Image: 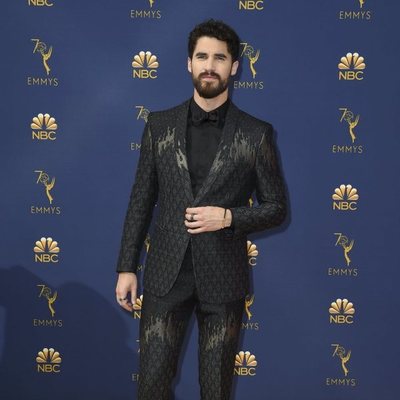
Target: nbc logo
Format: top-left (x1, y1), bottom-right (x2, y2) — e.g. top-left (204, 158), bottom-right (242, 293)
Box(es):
top-left (247, 240), bottom-right (258, 266)
top-left (338, 53), bottom-right (366, 80)
top-left (36, 347), bottom-right (62, 373)
top-left (132, 51), bottom-right (159, 79)
top-left (34, 237), bottom-right (60, 263)
top-left (31, 113), bottom-right (58, 140)
top-left (332, 184), bottom-right (359, 211)
top-left (28, 0), bottom-right (54, 6)
top-left (132, 294), bottom-right (143, 319)
top-left (329, 298), bottom-right (355, 324)
top-left (234, 351), bottom-right (257, 376)
top-left (238, 0), bottom-right (264, 11)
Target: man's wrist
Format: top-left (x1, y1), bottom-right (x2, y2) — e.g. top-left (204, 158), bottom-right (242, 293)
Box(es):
top-left (222, 208), bottom-right (232, 228)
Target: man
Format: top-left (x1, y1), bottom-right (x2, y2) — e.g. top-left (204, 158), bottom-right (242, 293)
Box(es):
top-left (116, 19), bottom-right (286, 400)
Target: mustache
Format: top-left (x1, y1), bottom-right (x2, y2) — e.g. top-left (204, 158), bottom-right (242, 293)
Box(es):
top-left (198, 71), bottom-right (221, 80)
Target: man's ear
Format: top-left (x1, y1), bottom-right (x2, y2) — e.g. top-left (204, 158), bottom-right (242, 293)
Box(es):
top-left (230, 60), bottom-right (239, 76)
top-left (187, 57), bottom-right (192, 73)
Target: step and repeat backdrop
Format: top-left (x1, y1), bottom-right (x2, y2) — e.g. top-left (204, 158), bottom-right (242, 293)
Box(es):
top-left (1, 1), bottom-right (399, 399)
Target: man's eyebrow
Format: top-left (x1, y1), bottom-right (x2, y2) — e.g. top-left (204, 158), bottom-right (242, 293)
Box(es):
top-left (194, 51), bottom-right (228, 59)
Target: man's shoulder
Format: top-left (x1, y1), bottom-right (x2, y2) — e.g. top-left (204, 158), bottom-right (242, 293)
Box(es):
top-left (233, 103), bottom-right (273, 132)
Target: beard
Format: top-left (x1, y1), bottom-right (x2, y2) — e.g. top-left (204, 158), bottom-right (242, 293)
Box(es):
top-left (192, 71), bottom-right (229, 99)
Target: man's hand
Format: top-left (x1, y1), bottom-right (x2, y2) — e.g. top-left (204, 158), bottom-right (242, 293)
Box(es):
top-left (185, 206), bottom-right (232, 234)
top-left (115, 272), bottom-right (137, 312)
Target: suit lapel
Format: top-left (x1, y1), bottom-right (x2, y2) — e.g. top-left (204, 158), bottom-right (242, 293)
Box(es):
top-left (174, 99), bottom-right (240, 206)
top-left (193, 102), bottom-right (239, 206)
top-left (174, 99), bottom-right (194, 204)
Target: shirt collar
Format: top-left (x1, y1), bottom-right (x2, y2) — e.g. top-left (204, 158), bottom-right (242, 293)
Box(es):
top-left (189, 97), bottom-right (230, 128)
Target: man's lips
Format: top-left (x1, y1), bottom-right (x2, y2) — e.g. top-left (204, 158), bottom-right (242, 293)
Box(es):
top-left (200, 74), bottom-right (219, 81)
top-left (200, 75), bottom-right (218, 82)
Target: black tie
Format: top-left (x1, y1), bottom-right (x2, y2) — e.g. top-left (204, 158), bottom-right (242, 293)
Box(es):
top-left (192, 109), bottom-right (219, 126)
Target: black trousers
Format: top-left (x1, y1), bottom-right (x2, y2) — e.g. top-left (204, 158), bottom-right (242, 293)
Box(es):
top-left (138, 242), bottom-right (245, 400)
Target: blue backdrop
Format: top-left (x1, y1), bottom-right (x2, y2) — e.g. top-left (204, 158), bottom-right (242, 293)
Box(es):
top-left (1, 1), bottom-right (399, 399)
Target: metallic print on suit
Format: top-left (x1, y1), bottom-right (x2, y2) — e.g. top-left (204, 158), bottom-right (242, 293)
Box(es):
top-left (138, 243), bottom-right (244, 400)
top-left (116, 99), bottom-right (287, 303)
top-left (116, 98), bottom-right (287, 398)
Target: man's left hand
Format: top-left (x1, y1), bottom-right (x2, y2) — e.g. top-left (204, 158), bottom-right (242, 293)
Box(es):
top-left (185, 206), bottom-right (232, 234)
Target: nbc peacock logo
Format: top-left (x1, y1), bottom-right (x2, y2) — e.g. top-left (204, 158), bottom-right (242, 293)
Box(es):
top-left (31, 113), bottom-right (58, 141)
top-left (329, 298), bottom-right (355, 324)
top-left (132, 51), bottom-right (159, 79)
top-left (36, 347), bottom-right (62, 373)
top-left (332, 184), bottom-right (359, 211)
top-left (338, 53), bottom-right (366, 80)
top-left (247, 240), bottom-right (258, 267)
top-left (132, 294), bottom-right (143, 319)
top-left (234, 351), bottom-right (258, 376)
top-left (34, 237), bottom-right (60, 263)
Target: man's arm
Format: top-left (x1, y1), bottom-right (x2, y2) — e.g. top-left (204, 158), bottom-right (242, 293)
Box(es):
top-left (116, 115), bottom-right (158, 273)
top-left (115, 115), bottom-right (158, 310)
top-left (229, 125), bottom-right (287, 237)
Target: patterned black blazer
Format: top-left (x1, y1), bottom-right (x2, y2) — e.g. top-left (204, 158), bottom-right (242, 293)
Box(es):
top-left (116, 99), bottom-right (287, 303)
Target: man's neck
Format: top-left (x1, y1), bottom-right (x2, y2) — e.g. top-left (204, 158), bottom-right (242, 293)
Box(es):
top-left (193, 89), bottom-right (229, 112)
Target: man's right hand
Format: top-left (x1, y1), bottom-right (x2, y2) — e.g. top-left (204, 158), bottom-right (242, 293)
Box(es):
top-left (115, 272), bottom-right (137, 312)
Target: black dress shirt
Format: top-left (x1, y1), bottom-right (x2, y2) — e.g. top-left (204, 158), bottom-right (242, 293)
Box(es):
top-left (186, 98), bottom-right (229, 198)
top-left (186, 98), bottom-right (234, 228)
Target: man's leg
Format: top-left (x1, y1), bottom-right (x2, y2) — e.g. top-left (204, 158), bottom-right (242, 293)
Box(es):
top-left (196, 297), bottom-right (245, 400)
top-left (138, 245), bottom-right (196, 400)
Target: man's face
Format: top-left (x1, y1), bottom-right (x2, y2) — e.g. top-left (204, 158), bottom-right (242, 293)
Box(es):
top-left (188, 36), bottom-right (239, 99)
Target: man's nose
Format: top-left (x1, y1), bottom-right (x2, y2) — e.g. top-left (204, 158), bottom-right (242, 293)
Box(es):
top-left (205, 57), bottom-right (215, 72)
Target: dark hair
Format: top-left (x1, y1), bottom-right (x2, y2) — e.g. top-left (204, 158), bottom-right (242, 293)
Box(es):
top-left (188, 19), bottom-right (240, 62)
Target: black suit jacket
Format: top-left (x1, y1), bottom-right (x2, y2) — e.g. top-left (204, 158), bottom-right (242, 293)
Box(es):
top-left (116, 99), bottom-right (287, 303)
